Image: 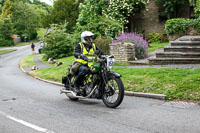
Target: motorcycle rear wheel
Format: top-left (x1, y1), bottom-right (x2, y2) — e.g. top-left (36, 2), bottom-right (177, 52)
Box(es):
top-left (66, 74), bottom-right (79, 101)
top-left (102, 77), bottom-right (124, 108)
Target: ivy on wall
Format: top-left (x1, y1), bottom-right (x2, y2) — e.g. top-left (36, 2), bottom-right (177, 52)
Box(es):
top-left (156, 0), bottom-right (189, 21)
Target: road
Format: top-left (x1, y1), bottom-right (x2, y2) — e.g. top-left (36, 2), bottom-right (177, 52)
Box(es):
top-left (0, 44), bottom-right (200, 133)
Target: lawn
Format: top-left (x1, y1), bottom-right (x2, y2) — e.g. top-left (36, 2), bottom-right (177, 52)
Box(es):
top-left (0, 49), bottom-right (16, 54)
top-left (26, 55), bottom-right (200, 101)
top-left (148, 41), bottom-right (169, 52)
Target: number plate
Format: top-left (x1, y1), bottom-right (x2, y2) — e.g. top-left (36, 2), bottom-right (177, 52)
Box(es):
top-left (107, 57), bottom-right (114, 68)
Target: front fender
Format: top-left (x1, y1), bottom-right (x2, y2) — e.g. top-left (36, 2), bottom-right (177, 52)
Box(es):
top-left (108, 72), bottom-right (121, 78)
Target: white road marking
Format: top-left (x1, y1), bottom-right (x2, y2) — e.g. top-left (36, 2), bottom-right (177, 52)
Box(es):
top-left (0, 111), bottom-right (55, 133)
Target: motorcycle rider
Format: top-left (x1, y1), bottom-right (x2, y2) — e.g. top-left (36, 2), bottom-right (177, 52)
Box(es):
top-left (71, 31), bottom-right (102, 95)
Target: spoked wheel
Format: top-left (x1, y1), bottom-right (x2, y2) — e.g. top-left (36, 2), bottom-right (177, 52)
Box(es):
top-left (102, 77), bottom-right (124, 108)
top-left (66, 74), bottom-right (79, 101)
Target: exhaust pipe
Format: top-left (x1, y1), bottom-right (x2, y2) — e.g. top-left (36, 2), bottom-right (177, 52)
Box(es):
top-left (60, 85), bottom-right (98, 99)
top-left (60, 88), bottom-right (86, 99)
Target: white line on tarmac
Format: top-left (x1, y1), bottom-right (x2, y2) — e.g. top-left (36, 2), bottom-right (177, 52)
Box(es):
top-left (0, 111), bottom-right (55, 133)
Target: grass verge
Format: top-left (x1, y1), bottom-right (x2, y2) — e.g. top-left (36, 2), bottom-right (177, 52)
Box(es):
top-left (27, 56), bottom-right (200, 101)
top-left (0, 49), bottom-right (16, 54)
top-left (20, 54), bottom-right (37, 67)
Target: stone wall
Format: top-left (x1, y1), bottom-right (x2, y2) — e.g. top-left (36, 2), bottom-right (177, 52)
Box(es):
top-left (109, 42), bottom-right (135, 62)
top-left (129, 0), bottom-right (191, 37)
top-left (130, 0), bottom-right (165, 37)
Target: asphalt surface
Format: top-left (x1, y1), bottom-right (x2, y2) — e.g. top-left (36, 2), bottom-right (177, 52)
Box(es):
top-left (0, 44), bottom-right (200, 133)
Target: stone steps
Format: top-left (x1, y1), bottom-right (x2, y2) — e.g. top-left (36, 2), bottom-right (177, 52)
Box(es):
top-left (156, 52), bottom-right (200, 58)
top-left (149, 36), bottom-right (200, 65)
top-left (179, 36), bottom-right (200, 41)
top-left (149, 58), bottom-right (200, 65)
top-left (170, 41), bottom-right (200, 47)
top-left (164, 46), bottom-right (200, 52)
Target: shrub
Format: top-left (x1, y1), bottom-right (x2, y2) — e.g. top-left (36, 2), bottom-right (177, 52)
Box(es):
top-left (42, 23), bottom-right (74, 60)
top-left (94, 37), bottom-right (112, 54)
top-left (165, 18), bottom-right (200, 35)
top-left (76, 16), bottom-right (122, 39)
top-left (112, 32), bottom-right (149, 59)
top-left (148, 32), bottom-right (163, 42)
top-left (76, 1), bottom-right (122, 39)
top-left (0, 39), bottom-right (13, 47)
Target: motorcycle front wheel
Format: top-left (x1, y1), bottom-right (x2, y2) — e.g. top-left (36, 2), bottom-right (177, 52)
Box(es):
top-left (102, 77), bottom-right (124, 108)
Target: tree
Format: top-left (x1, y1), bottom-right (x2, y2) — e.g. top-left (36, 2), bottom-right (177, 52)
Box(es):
top-left (0, 0), bottom-right (12, 19)
top-left (0, 0), bottom-right (13, 46)
top-left (104, 0), bottom-right (147, 26)
top-left (0, 0), bottom-right (6, 13)
top-left (75, 0), bottom-right (123, 39)
top-left (0, 15), bottom-right (13, 46)
top-left (32, 0), bottom-right (52, 13)
top-left (12, 1), bottom-right (40, 40)
top-left (42, 0), bottom-right (81, 32)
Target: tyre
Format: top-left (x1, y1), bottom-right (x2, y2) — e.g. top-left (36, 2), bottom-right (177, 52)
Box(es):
top-left (102, 77), bottom-right (124, 108)
top-left (65, 74), bottom-right (79, 101)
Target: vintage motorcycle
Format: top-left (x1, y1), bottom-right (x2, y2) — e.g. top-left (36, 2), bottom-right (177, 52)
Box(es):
top-left (60, 55), bottom-right (124, 108)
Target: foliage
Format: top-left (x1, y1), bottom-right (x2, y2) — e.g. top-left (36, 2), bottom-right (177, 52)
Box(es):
top-left (104, 0), bottom-right (147, 25)
top-left (12, 1), bottom-right (40, 40)
top-left (0, 15), bottom-right (13, 46)
top-left (165, 18), bottom-right (200, 35)
top-left (155, 0), bottom-right (188, 21)
top-left (76, 0), bottom-right (122, 39)
top-left (69, 31), bottom-right (81, 46)
top-left (148, 32), bottom-right (163, 43)
top-left (42, 0), bottom-right (81, 32)
top-left (0, 0), bottom-right (49, 46)
top-left (29, 0), bottom-right (52, 28)
top-left (37, 28), bottom-right (46, 40)
top-left (32, 0), bottom-right (52, 13)
top-left (42, 23), bottom-right (75, 60)
top-left (76, 16), bottom-right (122, 39)
top-left (0, 0), bottom-right (12, 18)
top-left (112, 32), bottom-right (149, 59)
top-left (0, 39), bottom-right (13, 46)
top-left (194, 0), bottom-right (200, 18)
top-left (94, 37), bottom-right (112, 54)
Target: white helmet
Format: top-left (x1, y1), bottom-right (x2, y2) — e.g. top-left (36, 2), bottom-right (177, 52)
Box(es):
top-left (81, 31), bottom-right (94, 45)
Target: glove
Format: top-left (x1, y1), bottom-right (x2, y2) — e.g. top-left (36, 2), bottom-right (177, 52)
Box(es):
top-left (80, 54), bottom-right (88, 61)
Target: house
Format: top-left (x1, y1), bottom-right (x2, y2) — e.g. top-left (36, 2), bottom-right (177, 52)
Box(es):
top-left (11, 34), bottom-right (21, 44)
